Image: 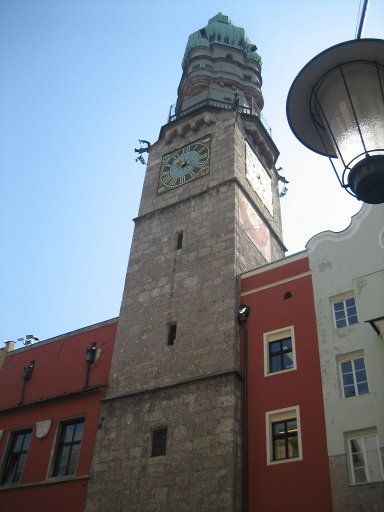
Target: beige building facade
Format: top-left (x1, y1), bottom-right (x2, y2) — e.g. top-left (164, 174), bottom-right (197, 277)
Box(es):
top-left (307, 204), bottom-right (384, 511)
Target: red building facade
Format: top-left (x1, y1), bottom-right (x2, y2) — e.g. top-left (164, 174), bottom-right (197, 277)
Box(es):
top-left (241, 253), bottom-right (333, 511)
top-left (0, 318), bottom-right (117, 512)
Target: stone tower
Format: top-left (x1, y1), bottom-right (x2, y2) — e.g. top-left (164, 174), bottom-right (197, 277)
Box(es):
top-left (85, 13), bottom-right (285, 512)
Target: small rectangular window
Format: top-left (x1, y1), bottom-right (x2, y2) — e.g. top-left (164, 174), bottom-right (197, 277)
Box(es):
top-left (167, 323), bottom-right (177, 345)
top-left (269, 337), bottom-right (294, 373)
top-left (272, 419), bottom-right (299, 461)
top-left (176, 231), bottom-right (183, 250)
top-left (266, 406), bottom-right (302, 465)
top-left (151, 428), bottom-right (167, 457)
top-left (52, 419), bottom-right (84, 476)
top-left (264, 327), bottom-right (296, 376)
top-left (332, 296), bottom-right (358, 328)
top-left (347, 433), bottom-right (384, 484)
top-left (339, 356), bottom-right (369, 398)
top-left (1, 429), bottom-right (32, 484)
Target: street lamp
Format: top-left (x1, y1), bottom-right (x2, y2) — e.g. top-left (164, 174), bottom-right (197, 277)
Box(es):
top-left (287, 38), bottom-right (384, 204)
top-left (18, 360), bottom-right (35, 405)
top-left (84, 342), bottom-right (97, 389)
top-left (238, 304), bottom-right (250, 325)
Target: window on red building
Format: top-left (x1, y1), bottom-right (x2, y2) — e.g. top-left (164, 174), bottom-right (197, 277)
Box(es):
top-left (269, 337), bottom-right (294, 372)
top-left (272, 419), bottom-right (299, 460)
top-left (52, 419), bottom-right (84, 476)
top-left (266, 406), bottom-right (302, 465)
top-left (264, 327), bottom-right (296, 375)
top-left (1, 429), bottom-right (32, 484)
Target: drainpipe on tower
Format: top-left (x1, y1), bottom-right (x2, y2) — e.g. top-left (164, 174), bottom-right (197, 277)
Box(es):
top-left (238, 304), bottom-right (250, 512)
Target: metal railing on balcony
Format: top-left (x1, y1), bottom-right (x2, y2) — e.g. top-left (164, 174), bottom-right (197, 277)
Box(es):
top-left (167, 98), bottom-right (272, 135)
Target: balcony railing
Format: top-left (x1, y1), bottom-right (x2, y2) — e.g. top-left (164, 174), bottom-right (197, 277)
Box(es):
top-left (167, 98), bottom-right (272, 135)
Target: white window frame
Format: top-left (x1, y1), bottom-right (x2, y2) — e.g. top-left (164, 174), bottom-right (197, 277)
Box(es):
top-left (265, 405), bottom-right (302, 466)
top-left (331, 294), bottom-right (359, 329)
top-left (263, 326), bottom-right (296, 377)
top-left (338, 353), bottom-right (369, 399)
top-left (346, 432), bottom-right (384, 484)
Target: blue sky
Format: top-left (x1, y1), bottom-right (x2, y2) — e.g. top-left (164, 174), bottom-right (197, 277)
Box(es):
top-left (1, 0), bottom-right (383, 345)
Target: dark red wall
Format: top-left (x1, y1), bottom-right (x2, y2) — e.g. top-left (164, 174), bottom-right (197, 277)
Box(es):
top-left (0, 322), bottom-right (116, 409)
top-left (241, 257), bottom-right (332, 512)
top-left (0, 320), bottom-right (117, 512)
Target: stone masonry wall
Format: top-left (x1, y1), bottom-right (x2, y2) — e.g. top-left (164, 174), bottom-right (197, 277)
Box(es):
top-left (85, 107), bottom-right (283, 511)
top-left (109, 181), bottom-right (238, 395)
top-left (85, 373), bottom-right (242, 512)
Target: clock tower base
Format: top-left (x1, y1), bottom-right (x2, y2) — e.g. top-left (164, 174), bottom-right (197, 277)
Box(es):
top-left (86, 373), bottom-right (242, 511)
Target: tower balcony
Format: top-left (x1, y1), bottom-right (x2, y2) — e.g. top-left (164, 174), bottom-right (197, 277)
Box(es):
top-left (167, 97), bottom-right (272, 135)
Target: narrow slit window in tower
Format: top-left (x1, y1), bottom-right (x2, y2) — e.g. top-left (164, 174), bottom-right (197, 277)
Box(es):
top-left (151, 428), bottom-right (167, 457)
top-left (168, 323), bottom-right (177, 345)
top-left (176, 231), bottom-right (183, 250)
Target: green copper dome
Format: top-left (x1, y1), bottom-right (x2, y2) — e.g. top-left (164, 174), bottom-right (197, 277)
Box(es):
top-left (183, 13), bottom-right (261, 66)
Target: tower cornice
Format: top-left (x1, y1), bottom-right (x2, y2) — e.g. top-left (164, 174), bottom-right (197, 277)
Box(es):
top-left (157, 105), bottom-right (277, 168)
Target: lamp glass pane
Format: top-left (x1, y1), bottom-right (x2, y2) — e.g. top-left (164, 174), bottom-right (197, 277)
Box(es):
top-left (345, 63), bottom-right (384, 158)
top-left (316, 62), bottom-right (384, 166)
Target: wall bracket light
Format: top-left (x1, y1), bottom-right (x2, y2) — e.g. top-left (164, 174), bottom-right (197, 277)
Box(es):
top-left (365, 316), bottom-right (384, 338)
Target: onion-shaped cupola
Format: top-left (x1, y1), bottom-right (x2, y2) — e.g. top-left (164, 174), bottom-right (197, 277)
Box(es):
top-left (176, 13), bottom-right (264, 116)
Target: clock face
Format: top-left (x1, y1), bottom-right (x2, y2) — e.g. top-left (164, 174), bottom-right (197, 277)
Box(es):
top-left (245, 141), bottom-right (273, 215)
top-left (158, 136), bottom-right (211, 194)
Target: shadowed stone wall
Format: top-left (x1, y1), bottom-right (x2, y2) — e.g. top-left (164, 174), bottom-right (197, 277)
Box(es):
top-left (86, 374), bottom-right (241, 512)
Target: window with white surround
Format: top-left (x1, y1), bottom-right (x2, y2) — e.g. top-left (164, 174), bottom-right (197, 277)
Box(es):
top-left (266, 406), bottom-right (302, 465)
top-left (332, 295), bottom-right (358, 328)
top-left (338, 354), bottom-right (369, 398)
top-left (346, 432), bottom-right (384, 484)
top-left (263, 326), bottom-right (296, 376)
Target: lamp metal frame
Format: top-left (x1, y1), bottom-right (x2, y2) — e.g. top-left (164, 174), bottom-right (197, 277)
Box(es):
top-left (309, 58), bottom-right (384, 198)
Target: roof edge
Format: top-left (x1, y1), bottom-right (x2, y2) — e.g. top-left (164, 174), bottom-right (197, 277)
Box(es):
top-left (6, 317), bottom-right (119, 355)
top-left (240, 250), bottom-right (308, 280)
top-left (306, 204), bottom-right (370, 252)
